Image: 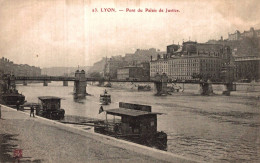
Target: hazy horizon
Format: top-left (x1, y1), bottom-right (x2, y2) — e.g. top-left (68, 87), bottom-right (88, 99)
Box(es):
top-left (0, 0), bottom-right (259, 68)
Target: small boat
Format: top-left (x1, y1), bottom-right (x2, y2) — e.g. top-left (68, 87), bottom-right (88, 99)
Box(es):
top-left (36, 96), bottom-right (65, 120)
top-left (94, 102), bottom-right (167, 150)
top-left (1, 90), bottom-right (25, 106)
top-left (0, 74), bottom-right (25, 106)
top-left (100, 90), bottom-right (111, 105)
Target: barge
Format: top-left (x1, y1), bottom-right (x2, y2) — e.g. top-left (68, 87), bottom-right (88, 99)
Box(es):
top-left (94, 102), bottom-right (167, 150)
top-left (0, 74), bottom-right (25, 106)
top-left (36, 96), bottom-right (65, 120)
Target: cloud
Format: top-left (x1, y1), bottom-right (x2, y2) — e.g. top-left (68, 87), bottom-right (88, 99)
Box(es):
top-left (0, 0), bottom-right (259, 67)
top-left (211, 0), bottom-right (260, 29)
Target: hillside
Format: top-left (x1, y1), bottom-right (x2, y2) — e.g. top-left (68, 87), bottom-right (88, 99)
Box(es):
top-left (42, 66), bottom-right (91, 76)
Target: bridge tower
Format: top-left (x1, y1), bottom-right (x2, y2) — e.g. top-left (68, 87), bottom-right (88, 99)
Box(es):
top-left (74, 70), bottom-right (87, 97)
top-left (154, 73), bottom-right (168, 96)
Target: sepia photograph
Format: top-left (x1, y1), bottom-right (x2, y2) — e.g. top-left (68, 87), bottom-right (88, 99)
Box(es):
top-left (0, 0), bottom-right (259, 162)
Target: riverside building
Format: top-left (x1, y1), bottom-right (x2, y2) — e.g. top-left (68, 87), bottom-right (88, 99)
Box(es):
top-left (150, 41), bottom-right (232, 81)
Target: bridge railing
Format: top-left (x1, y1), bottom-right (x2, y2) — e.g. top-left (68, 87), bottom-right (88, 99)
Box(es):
top-left (10, 76), bottom-right (229, 84)
top-left (15, 76), bottom-right (76, 81)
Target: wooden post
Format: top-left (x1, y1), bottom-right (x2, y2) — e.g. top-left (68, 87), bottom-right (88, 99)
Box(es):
top-left (105, 112), bottom-right (108, 126)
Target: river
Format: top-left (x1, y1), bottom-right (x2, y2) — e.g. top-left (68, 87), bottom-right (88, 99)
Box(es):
top-left (16, 82), bottom-right (260, 163)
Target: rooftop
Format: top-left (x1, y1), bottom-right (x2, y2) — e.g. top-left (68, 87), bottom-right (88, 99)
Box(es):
top-left (106, 108), bottom-right (161, 117)
top-left (38, 96), bottom-right (62, 100)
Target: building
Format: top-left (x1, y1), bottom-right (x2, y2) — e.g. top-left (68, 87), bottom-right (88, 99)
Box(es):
top-left (228, 27), bottom-right (260, 41)
top-left (117, 66), bottom-right (146, 80)
top-left (167, 55), bottom-right (223, 80)
top-left (0, 57), bottom-right (41, 77)
top-left (104, 57), bottom-right (127, 79)
top-left (234, 56), bottom-right (260, 81)
top-left (150, 54), bottom-right (169, 78)
top-left (167, 44), bottom-right (180, 55)
top-left (124, 48), bottom-right (165, 64)
top-left (150, 41), bottom-right (232, 81)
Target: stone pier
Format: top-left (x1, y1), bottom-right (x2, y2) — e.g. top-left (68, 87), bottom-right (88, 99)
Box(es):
top-left (74, 70), bottom-right (87, 97)
top-left (43, 80), bottom-right (48, 86)
top-left (154, 73), bottom-right (168, 95)
top-left (199, 80), bottom-right (213, 95)
top-left (63, 81), bottom-right (68, 86)
top-left (222, 83), bottom-right (236, 96)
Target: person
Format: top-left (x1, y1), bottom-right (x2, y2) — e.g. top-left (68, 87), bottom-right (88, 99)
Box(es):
top-left (0, 105), bottom-right (2, 119)
top-left (30, 106), bottom-right (35, 117)
top-left (16, 100), bottom-right (20, 111)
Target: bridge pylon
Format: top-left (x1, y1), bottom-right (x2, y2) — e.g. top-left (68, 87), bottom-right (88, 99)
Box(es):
top-left (74, 70), bottom-right (87, 98)
top-left (199, 80), bottom-right (214, 95)
top-left (153, 73), bottom-right (168, 96)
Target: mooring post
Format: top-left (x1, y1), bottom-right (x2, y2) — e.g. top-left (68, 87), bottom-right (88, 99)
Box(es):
top-left (74, 70), bottom-right (87, 97)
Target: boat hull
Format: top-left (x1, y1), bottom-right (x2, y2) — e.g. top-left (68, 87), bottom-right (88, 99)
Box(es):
top-left (94, 124), bottom-right (167, 150)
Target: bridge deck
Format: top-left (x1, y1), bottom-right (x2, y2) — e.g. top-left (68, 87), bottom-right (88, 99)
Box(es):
top-left (12, 76), bottom-right (230, 84)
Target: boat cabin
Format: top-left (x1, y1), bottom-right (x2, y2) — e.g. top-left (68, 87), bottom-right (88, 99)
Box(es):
top-left (37, 96), bottom-right (65, 119)
top-left (95, 102), bottom-right (167, 149)
top-left (38, 96), bottom-right (61, 110)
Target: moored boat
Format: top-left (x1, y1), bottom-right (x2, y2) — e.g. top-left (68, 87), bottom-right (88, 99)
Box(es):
top-left (36, 96), bottom-right (65, 120)
top-left (0, 74), bottom-right (25, 106)
top-left (94, 102), bottom-right (167, 150)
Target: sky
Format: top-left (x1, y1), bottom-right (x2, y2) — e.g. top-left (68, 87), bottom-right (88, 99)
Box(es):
top-left (0, 0), bottom-right (259, 68)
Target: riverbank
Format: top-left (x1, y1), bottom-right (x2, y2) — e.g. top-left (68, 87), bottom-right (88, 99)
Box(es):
top-left (0, 105), bottom-right (199, 163)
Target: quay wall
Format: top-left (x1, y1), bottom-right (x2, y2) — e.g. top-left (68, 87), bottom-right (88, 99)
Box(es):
top-left (0, 105), bottom-right (199, 163)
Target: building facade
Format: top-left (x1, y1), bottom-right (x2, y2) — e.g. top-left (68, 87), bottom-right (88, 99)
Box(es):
top-left (0, 57), bottom-right (41, 77)
top-left (167, 56), bottom-right (223, 80)
top-left (117, 67), bottom-right (147, 80)
top-left (104, 57), bottom-right (127, 79)
top-left (228, 27), bottom-right (260, 41)
top-left (150, 42), bottom-right (231, 81)
top-left (234, 56), bottom-right (260, 81)
top-left (150, 55), bottom-right (169, 78)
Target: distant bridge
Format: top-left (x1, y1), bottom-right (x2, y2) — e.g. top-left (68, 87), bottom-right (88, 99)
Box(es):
top-left (14, 76), bottom-right (228, 85)
top-left (3, 70), bottom-right (235, 96)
